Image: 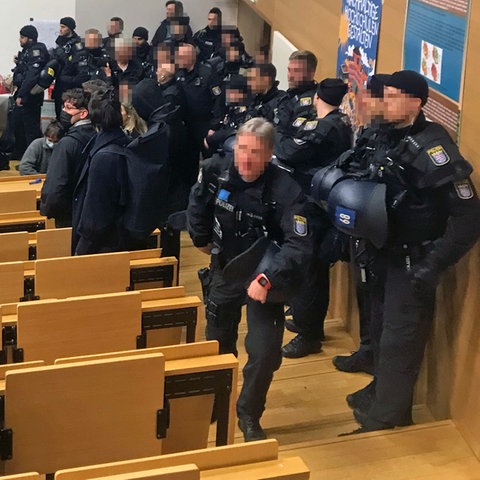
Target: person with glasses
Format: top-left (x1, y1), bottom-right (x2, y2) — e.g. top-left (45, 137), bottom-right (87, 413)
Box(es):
top-left (40, 88), bottom-right (96, 227)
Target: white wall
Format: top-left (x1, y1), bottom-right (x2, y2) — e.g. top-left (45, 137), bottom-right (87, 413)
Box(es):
top-left (75, 0), bottom-right (238, 43)
top-left (0, 0), bottom-right (75, 77)
top-left (0, 0), bottom-right (238, 78)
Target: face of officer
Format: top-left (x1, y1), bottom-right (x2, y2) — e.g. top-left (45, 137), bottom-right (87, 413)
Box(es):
top-left (176, 44), bottom-right (196, 70)
top-left (383, 86), bottom-right (422, 124)
top-left (287, 59), bottom-right (313, 89)
top-left (356, 88), bottom-right (385, 125)
top-left (115, 40), bottom-right (134, 64)
top-left (85, 33), bottom-right (102, 50)
top-left (107, 20), bottom-right (122, 37)
top-left (166, 3), bottom-right (176, 19)
top-left (132, 36), bottom-right (146, 47)
top-left (234, 132), bottom-right (272, 182)
top-left (59, 24), bottom-right (72, 37)
top-left (207, 13), bottom-right (219, 28)
top-left (19, 35), bottom-right (30, 47)
top-left (226, 88), bottom-right (247, 106)
top-left (247, 68), bottom-right (271, 96)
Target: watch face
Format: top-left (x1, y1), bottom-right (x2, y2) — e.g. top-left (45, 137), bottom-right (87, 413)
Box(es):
top-left (258, 277), bottom-right (268, 287)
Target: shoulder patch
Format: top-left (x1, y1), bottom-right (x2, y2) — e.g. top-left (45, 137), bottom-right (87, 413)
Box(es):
top-left (238, 106), bottom-right (247, 113)
top-left (292, 117), bottom-right (306, 128)
top-left (293, 215), bottom-right (308, 236)
top-left (454, 180), bottom-right (474, 200)
top-left (299, 97), bottom-right (312, 106)
top-left (212, 86), bottom-right (222, 96)
top-left (75, 42), bottom-right (83, 51)
top-left (32, 49), bottom-right (41, 57)
top-left (304, 120), bottom-right (318, 131)
top-left (427, 145), bottom-right (450, 166)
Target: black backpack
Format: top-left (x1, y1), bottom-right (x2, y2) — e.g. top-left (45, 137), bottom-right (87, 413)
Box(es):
top-left (103, 110), bottom-right (171, 241)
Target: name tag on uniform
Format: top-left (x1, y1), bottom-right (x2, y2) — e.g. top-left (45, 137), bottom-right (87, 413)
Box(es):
top-left (300, 97), bottom-right (312, 106)
top-left (427, 145), bottom-right (450, 166)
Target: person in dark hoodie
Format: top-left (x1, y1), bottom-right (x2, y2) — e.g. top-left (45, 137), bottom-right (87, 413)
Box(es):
top-left (151, 1), bottom-right (193, 47)
top-left (40, 88), bottom-right (96, 227)
top-left (72, 88), bottom-right (129, 255)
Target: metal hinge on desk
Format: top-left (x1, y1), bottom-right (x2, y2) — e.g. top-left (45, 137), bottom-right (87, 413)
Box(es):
top-left (0, 428), bottom-right (13, 460)
top-left (156, 397), bottom-right (170, 439)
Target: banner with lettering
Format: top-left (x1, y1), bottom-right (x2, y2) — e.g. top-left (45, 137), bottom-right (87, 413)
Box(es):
top-left (337, 0), bottom-right (383, 91)
top-left (337, 0), bottom-right (383, 131)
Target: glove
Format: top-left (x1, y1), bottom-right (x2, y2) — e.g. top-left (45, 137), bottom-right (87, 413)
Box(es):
top-left (408, 259), bottom-right (440, 298)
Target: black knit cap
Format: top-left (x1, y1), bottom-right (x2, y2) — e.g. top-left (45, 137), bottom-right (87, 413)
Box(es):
top-left (20, 25), bottom-right (38, 41)
top-left (316, 78), bottom-right (348, 107)
top-left (366, 73), bottom-right (390, 98)
top-left (133, 27), bottom-right (149, 41)
top-left (60, 17), bottom-right (76, 31)
top-left (384, 70), bottom-right (429, 106)
top-left (227, 74), bottom-right (248, 92)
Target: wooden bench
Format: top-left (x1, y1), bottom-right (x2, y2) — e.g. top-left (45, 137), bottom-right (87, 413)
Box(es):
top-left (0, 191), bottom-right (37, 215)
top-left (53, 440), bottom-right (310, 480)
top-left (0, 287), bottom-right (202, 360)
top-left (86, 465), bottom-right (200, 480)
top-left (0, 353), bottom-right (167, 476)
top-left (0, 211), bottom-right (53, 234)
top-left (55, 341), bottom-right (238, 451)
top-left (0, 474), bottom-right (42, 480)
top-left (0, 262), bottom-right (25, 304)
top-left (0, 232), bottom-right (29, 263)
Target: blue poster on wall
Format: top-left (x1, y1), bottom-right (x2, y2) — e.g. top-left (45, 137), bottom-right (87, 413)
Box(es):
top-left (404, 0), bottom-right (469, 103)
top-left (336, 0), bottom-right (383, 94)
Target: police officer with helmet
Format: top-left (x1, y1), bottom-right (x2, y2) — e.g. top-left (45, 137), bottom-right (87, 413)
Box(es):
top-left (11, 25), bottom-right (49, 160)
top-left (323, 70), bottom-right (480, 433)
top-left (187, 117), bottom-right (313, 442)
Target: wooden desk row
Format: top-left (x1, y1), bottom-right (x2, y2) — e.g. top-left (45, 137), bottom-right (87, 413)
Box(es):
top-left (0, 286), bottom-right (202, 363)
top-left (0, 250), bottom-right (178, 305)
top-left (0, 342), bottom-right (239, 475)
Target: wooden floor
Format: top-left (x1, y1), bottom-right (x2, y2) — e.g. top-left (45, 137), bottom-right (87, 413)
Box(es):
top-left (179, 233), bottom-right (480, 479)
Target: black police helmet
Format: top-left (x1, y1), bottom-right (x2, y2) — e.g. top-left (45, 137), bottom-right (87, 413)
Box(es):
top-left (310, 164), bottom-right (346, 209)
top-left (328, 178), bottom-right (388, 249)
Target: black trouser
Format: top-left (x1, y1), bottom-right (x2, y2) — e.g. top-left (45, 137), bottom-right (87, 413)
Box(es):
top-left (184, 119), bottom-right (211, 187)
top-left (289, 260), bottom-right (330, 340)
top-left (364, 246), bottom-right (436, 428)
top-left (206, 267), bottom-right (285, 420)
top-left (11, 100), bottom-right (43, 159)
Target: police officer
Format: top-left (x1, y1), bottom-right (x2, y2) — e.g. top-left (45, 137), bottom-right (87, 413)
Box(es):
top-left (274, 50), bottom-right (318, 135)
top-left (78, 29), bottom-right (110, 84)
top-left (205, 74), bottom-right (249, 154)
top-left (274, 78), bottom-right (352, 358)
top-left (176, 42), bottom-right (224, 186)
top-left (326, 70), bottom-right (480, 433)
top-left (51, 17), bottom-right (83, 118)
top-left (11, 25), bottom-right (49, 159)
top-left (151, 1), bottom-right (193, 47)
top-left (245, 63), bottom-right (286, 124)
top-left (187, 118), bottom-right (313, 441)
top-left (132, 27), bottom-right (155, 79)
top-left (193, 7), bottom-right (223, 63)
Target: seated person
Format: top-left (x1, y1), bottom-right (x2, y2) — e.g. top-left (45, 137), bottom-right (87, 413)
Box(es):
top-left (18, 120), bottom-right (63, 175)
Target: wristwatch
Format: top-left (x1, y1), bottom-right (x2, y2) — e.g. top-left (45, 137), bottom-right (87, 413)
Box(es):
top-left (255, 273), bottom-right (272, 290)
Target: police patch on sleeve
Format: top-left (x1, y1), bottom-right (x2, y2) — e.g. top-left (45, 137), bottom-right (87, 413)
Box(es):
top-left (293, 215), bottom-right (308, 236)
top-left (300, 97), bottom-right (312, 106)
top-left (454, 180), bottom-right (474, 200)
top-left (212, 86), bottom-right (222, 96)
top-left (32, 49), bottom-right (41, 57)
top-left (304, 120), bottom-right (318, 131)
top-left (292, 117), bottom-right (306, 128)
top-left (427, 145), bottom-right (450, 166)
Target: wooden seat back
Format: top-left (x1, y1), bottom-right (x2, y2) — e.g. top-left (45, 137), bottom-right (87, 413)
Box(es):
top-left (88, 465), bottom-right (199, 480)
top-left (53, 440), bottom-right (310, 480)
top-left (3, 353), bottom-right (166, 475)
top-left (0, 262), bottom-right (25, 304)
top-left (0, 190), bottom-right (37, 214)
top-left (17, 291), bottom-right (142, 364)
top-left (0, 232), bottom-right (29, 262)
top-left (34, 252), bottom-right (130, 299)
top-left (36, 228), bottom-right (72, 259)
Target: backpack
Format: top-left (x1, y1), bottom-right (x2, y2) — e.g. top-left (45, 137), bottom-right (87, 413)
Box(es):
top-left (103, 108), bottom-right (171, 241)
